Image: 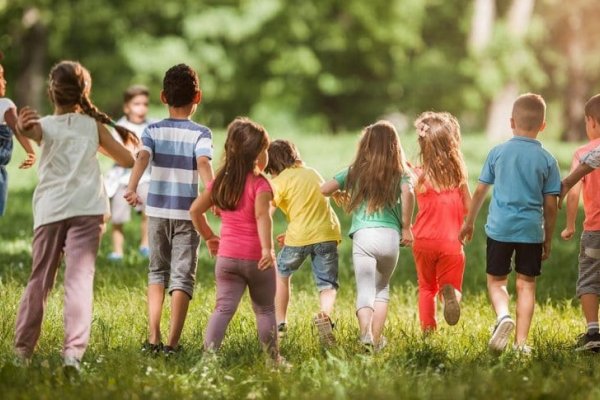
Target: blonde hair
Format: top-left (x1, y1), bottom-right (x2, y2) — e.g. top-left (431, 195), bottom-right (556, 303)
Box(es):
top-left (415, 111), bottom-right (468, 191)
top-left (512, 93), bottom-right (546, 131)
top-left (345, 121), bottom-right (408, 214)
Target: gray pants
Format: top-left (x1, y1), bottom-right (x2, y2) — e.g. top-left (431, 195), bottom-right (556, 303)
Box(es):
top-left (352, 228), bottom-right (400, 311)
top-left (577, 230), bottom-right (600, 297)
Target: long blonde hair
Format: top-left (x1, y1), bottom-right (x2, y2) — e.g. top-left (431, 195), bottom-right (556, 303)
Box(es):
top-left (415, 111), bottom-right (467, 191)
top-left (345, 120), bottom-right (408, 214)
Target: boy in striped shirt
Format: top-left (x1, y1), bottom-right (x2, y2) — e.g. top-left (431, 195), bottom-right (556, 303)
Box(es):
top-left (125, 64), bottom-right (217, 356)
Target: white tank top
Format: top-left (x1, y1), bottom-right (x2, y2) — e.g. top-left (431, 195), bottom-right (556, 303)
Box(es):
top-left (33, 113), bottom-right (108, 228)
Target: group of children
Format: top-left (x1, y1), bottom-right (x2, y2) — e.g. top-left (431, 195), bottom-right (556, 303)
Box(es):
top-left (4, 54), bottom-right (600, 371)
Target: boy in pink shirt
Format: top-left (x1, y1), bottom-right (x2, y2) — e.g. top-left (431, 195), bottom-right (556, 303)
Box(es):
top-left (561, 94), bottom-right (600, 351)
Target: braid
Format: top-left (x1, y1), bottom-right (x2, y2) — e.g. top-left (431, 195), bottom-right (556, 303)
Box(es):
top-left (79, 94), bottom-right (139, 145)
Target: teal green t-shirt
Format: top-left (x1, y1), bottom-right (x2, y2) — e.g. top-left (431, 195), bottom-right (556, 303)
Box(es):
top-left (334, 168), bottom-right (411, 238)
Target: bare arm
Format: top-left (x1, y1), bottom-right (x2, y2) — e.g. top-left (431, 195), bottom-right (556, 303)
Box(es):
top-left (16, 107), bottom-right (43, 144)
top-left (542, 194), bottom-right (558, 260)
top-left (320, 179), bottom-right (340, 196)
top-left (124, 150), bottom-right (150, 206)
top-left (6, 108), bottom-right (36, 169)
top-left (561, 161), bottom-right (582, 241)
top-left (189, 189), bottom-right (219, 256)
top-left (255, 191), bottom-right (275, 270)
top-left (98, 122), bottom-right (134, 168)
top-left (458, 182), bottom-right (490, 244)
top-left (460, 182), bottom-right (472, 215)
top-left (197, 156), bottom-right (214, 187)
top-left (560, 162), bottom-right (594, 208)
top-left (400, 182), bottom-right (414, 247)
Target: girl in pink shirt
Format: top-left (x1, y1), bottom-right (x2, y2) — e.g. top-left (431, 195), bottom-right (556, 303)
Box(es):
top-left (190, 117), bottom-right (281, 362)
top-left (411, 112), bottom-right (471, 332)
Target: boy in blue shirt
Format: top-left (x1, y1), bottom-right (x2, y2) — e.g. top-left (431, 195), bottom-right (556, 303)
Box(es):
top-left (459, 93), bottom-right (560, 354)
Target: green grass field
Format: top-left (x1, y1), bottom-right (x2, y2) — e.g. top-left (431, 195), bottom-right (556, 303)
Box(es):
top-left (0, 130), bottom-right (597, 400)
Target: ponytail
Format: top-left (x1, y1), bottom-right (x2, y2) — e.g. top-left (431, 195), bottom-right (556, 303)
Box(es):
top-left (79, 94), bottom-right (139, 146)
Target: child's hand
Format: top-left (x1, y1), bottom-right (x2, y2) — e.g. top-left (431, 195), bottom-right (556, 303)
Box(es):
top-left (258, 248), bottom-right (276, 270)
top-left (276, 234), bottom-right (285, 248)
top-left (211, 206), bottom-right (221, 217)
top-left (17, 107), bottom-right (40, 132)
top-left (542, 240), bottom-right (552, 260)
top-left (331, 191), bottom-right (349, 208)
top-left (458, 222), bottom-right (473, 244)
top-left (124, 189), bottom-right (141, 206)
top-left (561, 227), bottom-right (575, 241)
top-left (558, 182), bottom-right (570, 209)
top-left (400, 227), bottom-right (413, 247)
top-left (18, 153), bottom-right (36, 169)
top-left (205, 235), bottom-right (220, 257)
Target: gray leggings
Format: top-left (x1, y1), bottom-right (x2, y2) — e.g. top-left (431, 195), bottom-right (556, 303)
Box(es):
top-left (352, 228), bottom-right (400, 311)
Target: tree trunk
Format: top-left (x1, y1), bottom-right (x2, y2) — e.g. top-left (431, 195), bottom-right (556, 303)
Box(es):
top-left (468, 0), bottom-right (495, 52)
top-left (562, 10), bottom-right (587, 142)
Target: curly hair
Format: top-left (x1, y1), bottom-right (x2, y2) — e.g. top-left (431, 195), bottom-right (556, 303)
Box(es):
top-left (415, 111), bottom-right (467, 191)
top-left (162, 64), bottom-right (199, 107)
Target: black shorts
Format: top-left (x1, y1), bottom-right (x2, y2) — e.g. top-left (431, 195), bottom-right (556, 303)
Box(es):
top-left (486, 237), bottom-right (542, 277)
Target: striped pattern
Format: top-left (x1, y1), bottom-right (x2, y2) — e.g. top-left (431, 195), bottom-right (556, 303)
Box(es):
top-left (141, 119), bottom-right (213, 220)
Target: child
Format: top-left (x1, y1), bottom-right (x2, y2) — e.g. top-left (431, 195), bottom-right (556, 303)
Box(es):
top-left (264, 139), bottom-right (342, 346)
top-left (14, 61), bottom-right (136, 370)
top-left (0, 50), bottom-right (36, 216)
top-left (560, 94), bottom-right (600, 351)
top-left (459, 93), bottom-right (560, 354)
top-left (105, 85), bottom-right (152, 260)
top-left (321, 121), bottom-right (414, 351)
top-left (189, 117), bottom-right (282, 363)
top-left (411, 112), bottom-right (471, 332)
top-left (125, 64), bottom-right (214, 356)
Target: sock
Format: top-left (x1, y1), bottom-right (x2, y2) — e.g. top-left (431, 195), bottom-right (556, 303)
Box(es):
top-left (497, 314), bottom-right (510, 323)
top-left (587, 322), bottom-right (599, 335)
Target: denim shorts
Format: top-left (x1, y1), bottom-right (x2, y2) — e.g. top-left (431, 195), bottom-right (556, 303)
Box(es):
top-left (276, 241), bottom-right (339, 291)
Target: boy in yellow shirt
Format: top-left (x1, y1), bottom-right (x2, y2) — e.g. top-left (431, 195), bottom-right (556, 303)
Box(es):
top-left (266, 140), bottom-right (342, 346)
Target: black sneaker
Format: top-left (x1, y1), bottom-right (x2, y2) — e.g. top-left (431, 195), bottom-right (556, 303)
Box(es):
top-left (163, 344), bottom-right (183, 357)
top-left (277, 322), bottom-right (287, 338)
top-left (141, 341), bottom-right (163, 356)
top-left (575, 332), bottom-right (600, 352)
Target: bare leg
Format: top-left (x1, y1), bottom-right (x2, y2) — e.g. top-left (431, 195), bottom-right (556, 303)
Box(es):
top-left (112, 223), bottom-right (125, 256)
top-left (148, 284), bottom-right (165, 344)
top-left (275, 275), bottom-right (290, 324)
top-left (167, 290), bottom-right (190, 347)
top-left (357, 307), bottom-right (373, 342)
top-left (319, 288), bottom-right (337, 316)
top-left (371, 301), bottom-right (388, 344)
top-left (140, 213), bottom-right (149, 249)
top-left (515, 273), bottom-right (536, 345)
top-left (581, 294), bottom-right (599, 326)
top-left (487, 274), bottom-right (510, 318)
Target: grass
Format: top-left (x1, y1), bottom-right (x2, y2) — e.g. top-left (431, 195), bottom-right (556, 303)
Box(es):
top-left (0, 130), bottom-right (595, 399)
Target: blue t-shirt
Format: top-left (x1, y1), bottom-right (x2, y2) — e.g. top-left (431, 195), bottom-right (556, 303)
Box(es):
top-left (141, 118), bottom-right (213, 221)
top-left (479, 136), bottom-right (561, 243)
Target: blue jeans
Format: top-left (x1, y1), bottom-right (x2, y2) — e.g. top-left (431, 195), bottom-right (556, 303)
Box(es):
top-left (276, 241), bottom-right (339, 291)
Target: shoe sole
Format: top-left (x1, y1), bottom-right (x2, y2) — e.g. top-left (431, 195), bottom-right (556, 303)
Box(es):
top-left (314, 312), bottom-right (336, 347)
top-left (575, 340), bottom-right (600, 352)
top-left (488, 318), bottom-right (515, 352)
top-left (442, 285), bottom-right (460, 325)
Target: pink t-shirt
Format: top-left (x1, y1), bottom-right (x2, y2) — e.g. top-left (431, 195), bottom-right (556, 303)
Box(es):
top-left (212, 173), bottom-right (272, 261)
top-left (573, 139), bottom-right (600, 231)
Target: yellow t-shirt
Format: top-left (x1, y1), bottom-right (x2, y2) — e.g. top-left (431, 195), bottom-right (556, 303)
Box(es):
top-left (272, 166), bottom-right (342, 246)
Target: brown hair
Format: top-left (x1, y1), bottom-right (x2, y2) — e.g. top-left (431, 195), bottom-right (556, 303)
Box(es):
top-left (512, 93), bottom-right (546, 131)
top-left (211, 117), bottom-right (270, 210)
top-left (162, 64), bottom-right (199, 107)
top-left (585, 94), bottom-right (600, 123)
top-left (48, 61), bottom-right (138, 145)
top-left (415, 111), bottom-right (468, 191)
top-left (265, 139), bottom-right (303, 175)
top-left (345, 121), bottom-right (408, 214)
top-left (123, 84), bottom-right (150, 104)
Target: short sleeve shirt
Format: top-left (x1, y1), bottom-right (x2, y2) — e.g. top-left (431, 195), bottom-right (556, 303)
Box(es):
top-left (0, 98), bottom-right (16, 125)
top-left (573, 139), bottom-right (600, 231)
top-left (479, 136), bottom-right (561, 243)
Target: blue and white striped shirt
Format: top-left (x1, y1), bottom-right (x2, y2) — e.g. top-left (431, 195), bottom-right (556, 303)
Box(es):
top-left (141, 118), bottom-right (213, 220)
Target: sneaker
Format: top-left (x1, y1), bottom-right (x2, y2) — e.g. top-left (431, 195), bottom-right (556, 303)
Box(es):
top-left (374, 335), bottom-right (388, 353)
top-left (266, 355), bottom-right (292, 371)
top-left (107, 252), bottom-right (123, 262)
top-left (575, 332), bottom-right (600, 352)
top-left (141, 341), bottom-right (163, 355)
top-left (163, 344), bottom-right (182, 357)
top-left (441, 284), bottom-right (460, 325)
top-left (313, 312), bottom-right (336, 347)
top-left (139, 247), bottom-right (150, 258)
top-left (277, 322), bottom-right (287, 339)
top-left (512, 343), bottom-right (533, 355)
top-left (63, 356), bottom-right (81, 374)
top-left (488, 315), bottom-right (515, 352)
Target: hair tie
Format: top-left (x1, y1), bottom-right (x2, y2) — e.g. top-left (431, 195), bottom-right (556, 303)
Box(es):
top-left (417, 122), bottom-right (430, 138)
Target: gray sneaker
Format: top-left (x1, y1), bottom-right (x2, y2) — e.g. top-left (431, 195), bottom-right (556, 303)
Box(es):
top-left (314, 312), bottom-right (336, 347)
top-left (488, 316), bottom-right (515, 352)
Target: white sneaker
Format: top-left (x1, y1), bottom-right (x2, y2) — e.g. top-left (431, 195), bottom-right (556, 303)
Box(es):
top-left (374, 336), bottom-right (388, 353)
top-left (63, 356), bottom-right (81, 372)
top-left (512, 343), bottom-right (532, 356)
top-left (488, 316), bottom-right (515, 352)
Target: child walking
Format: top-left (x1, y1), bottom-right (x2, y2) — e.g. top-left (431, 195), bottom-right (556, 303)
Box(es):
top-left (105, 85), bottom-right (153, 260)
top-left (321, 121), bottom-right (414, 351)
top-left (561, 94), bottom-right (600, 351)
top-left (411, 112), bottom-right (471, 332)
top-left (189, 117), bottom-right (282, 363)
top-left (459, 93), bottom-right (560, 354)
top-left (125, 64), bottom-right (215, 356)
top-left (264, 139), bottom-right (342, 346)
top-left (14, 61), bottom-right (136, 370)
top-left (0, 50), bottom-right (36, 216)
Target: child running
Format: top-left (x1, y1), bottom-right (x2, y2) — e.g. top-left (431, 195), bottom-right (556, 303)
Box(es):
top-left (264, 139), bottom-right (342, 346)
top-left (459, 93), bottom-right (560, 354)
top-left (561, 94), bottom-right (600, 351)
top-left (0, 50), bottom-right (36, 216)
top-left (411, 112), bottom-right (471, 332)
top-left (189, 117), bottom-right (282, 363)
top-left (125, 64), bottom-right (215, 356)
top-left (14, 61), bottom-right (136, 371)
top-left (105, 85), bottom-right (153, 260)
top-left (321, 121), bottom-right (414, 351)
